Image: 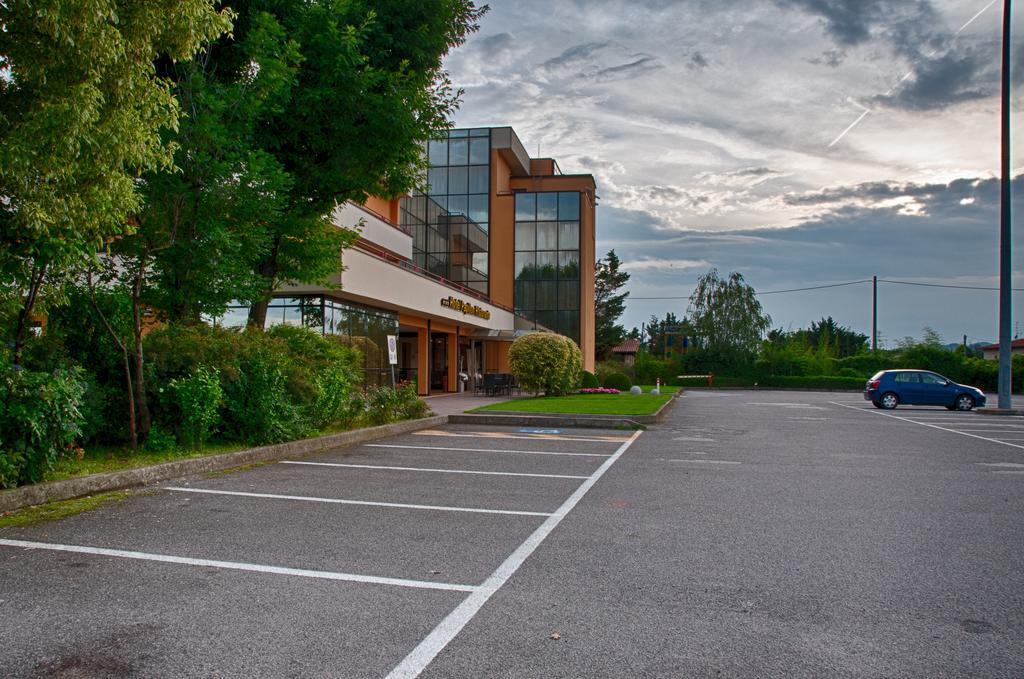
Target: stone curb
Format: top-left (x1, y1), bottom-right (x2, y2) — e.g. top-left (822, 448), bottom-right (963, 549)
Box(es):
top-left (453, 390), bottom-right (681, 428)
top-left (0, 415), bottom-right (449, 515)
top-left (976, 408), bottom-right (1024, 416)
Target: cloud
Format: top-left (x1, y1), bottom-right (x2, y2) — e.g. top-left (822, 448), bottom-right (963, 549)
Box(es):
top-left (807, 48), bottom-right (846, 67)
top-left (688, 51), bottom-right (709, 70)
top-left (593, 55), bottom-right (663, 82)
top-left (621, 257), bottom-right (712, 271)
top-left (875, 49), bottom-right (992, 110)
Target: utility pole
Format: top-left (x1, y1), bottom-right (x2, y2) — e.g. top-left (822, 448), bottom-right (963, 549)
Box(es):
top-left (872, 275), bottom-right (878, 353)
top-left (997, 0), bottom-right (1013, 409)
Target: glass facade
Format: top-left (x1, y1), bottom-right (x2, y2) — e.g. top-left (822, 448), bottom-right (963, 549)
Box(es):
top-left (210, 296), bottom-right (398, 387)
top-left (400, 128), bottom-right (490, 295)
top-left (514, 191), bottom-right (581, 343)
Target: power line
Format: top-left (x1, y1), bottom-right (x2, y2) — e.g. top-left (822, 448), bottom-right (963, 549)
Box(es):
top-left (628, 277), bottom-right (1024, 300)
top-left (629, 279), bottom-right (870, 300)
top-left (878, 278), bottom-right (1024, 292)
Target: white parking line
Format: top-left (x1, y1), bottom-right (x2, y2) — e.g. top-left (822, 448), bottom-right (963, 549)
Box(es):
top-left (0, 539), bottom-right (476, 592)
top-left (415, 430), bottom-right (630, 443)
top-left (666, 459), bottom-right (741, 465)
top-left (385, 430), bottom-right (644, 679)
top-left (831, 402), bottom-right (1024, 451)
top-left (281, 460), bottom-right (588, 480)
top-left (365, 444), bottom-right (611, 458)
top-left (164, 487), bottom-right (553, 517)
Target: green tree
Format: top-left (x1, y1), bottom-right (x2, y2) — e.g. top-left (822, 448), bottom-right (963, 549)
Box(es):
top-left (594, 250), bottom-right (630, 359)
top-left (688, 269), bottom-right (771, 358)
top-left (0, 0), bottom-right (232, 362)
top-left (236, 0), bottom-right (488, 328)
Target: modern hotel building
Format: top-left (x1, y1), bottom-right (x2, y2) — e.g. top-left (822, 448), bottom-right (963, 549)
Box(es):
top-left (222, 126), bottom-right (597, 396)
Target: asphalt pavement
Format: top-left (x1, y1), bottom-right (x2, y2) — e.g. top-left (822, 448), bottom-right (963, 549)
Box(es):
top-left (1, 391), bottom-right (1022, 678)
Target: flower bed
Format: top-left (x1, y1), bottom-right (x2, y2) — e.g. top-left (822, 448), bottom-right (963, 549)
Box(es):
top-left (579, 387), bottom-right (621, 394)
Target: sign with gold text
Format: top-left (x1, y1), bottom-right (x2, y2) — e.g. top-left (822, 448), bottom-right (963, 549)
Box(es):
top-left (441, 296), bottom-right (491, 320)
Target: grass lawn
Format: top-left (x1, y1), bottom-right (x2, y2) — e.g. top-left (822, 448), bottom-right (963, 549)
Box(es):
top-left (470, 392), bottom-right (672, 416)
top-left (43, 441), bottom-right (249, 483)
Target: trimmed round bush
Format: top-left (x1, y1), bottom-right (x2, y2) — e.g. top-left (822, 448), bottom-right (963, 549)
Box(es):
top-left (602, 371), bottom-right (632, 391)
top-left (629, 385), bottom-right (642, 395)
top-left (581, 370), bottom-right (600, 389)
top-left (507, 333), bottom-right (583, 396)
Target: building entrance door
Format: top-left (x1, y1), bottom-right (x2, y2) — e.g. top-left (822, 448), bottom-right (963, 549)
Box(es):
top-left (430, 333), bottom-right (448, 391)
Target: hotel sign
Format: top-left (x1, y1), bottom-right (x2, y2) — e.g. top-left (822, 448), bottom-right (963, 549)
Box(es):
top-left (441, 296), bottom-right (491, 320)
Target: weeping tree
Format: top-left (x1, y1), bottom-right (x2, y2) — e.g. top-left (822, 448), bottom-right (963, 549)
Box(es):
top-left (688, 269), bottom-right (771, 366)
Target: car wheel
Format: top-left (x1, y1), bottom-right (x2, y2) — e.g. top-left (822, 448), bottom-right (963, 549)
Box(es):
top-left (872, 401), bottom-right (884, 409)
top-left (945, 405), bottom-right (956, 410)
top-left (955, 394), bottom-right (976, 411)
top-left (879, 392), bottom-right (899, 409)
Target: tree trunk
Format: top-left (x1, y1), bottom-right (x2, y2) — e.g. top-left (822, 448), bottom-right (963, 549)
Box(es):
top-left (131, 256), bottom-right (152, 440)
top-left (12, 263), bottom-right (47, 366)
top-left (247, 239), bottom-right (281, 331)
top-left (87, 271), bottom-right (137, 450)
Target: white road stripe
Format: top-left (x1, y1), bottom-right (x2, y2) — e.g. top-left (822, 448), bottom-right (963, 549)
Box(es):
top-left (384, 430), bottom-right (644, 679)
top-left (280, 460), bottom-right (588, 480)
top-left (667, 459), bottom-right (741, 465)
top-left (415, 430), bottom-right (629, 443)
top-left (977, 462), bottom-right (1024, 469)
top-left (164, 487), bottom-right (552, 517)
top-left (0, 539), bottom-right (475, 592)
top-left (831, 402), bottom-right (1024, 451)
top-left (365, 444), bottom-right (611, 458)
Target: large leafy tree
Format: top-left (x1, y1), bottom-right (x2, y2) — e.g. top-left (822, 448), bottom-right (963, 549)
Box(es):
top-left (0, 0), bottom-right (232, 362)
top-left (688, 269), bottom-right (771, 357)
top-left (594, 250), bottom-right (630, 359)
top-left (239, 0), bottom-right (488, 327)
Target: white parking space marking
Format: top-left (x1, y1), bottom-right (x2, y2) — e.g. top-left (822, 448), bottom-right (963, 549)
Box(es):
top-left (666, 459), bottom-right (741, 465)
top-left (788, 417), bottom-right (829, 421)
top-left (831, 402), bottom-right (1024, 451)
top-left (281, 460), bottom-right (588, 480)
top-left (365, 444), bottom-right (611, 458)
top-left (673, 436), bottom-right (716, 442)
top-left (0, 539), bottom-right (476, 592)
top-left (977, 462), bottom-right (1024, 469)
top-left (385, 430), bottom-right (644, 679)
top-left (164, 487), bottom-right (553, 517)
top-left (415, 430), bottom-right (631, 443)
top-left (746, 402), bottom-right (828, 410)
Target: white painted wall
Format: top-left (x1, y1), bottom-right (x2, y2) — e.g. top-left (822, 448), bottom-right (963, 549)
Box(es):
top-left (333, 202), bottom-right (412, 259)
top-left (338, 248), bottom-right (514, 330)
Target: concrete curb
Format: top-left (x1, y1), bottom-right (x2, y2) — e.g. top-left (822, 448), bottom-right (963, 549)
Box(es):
top-left (0, 415), bottom-right (449, 515)
top-left (976, 408), bottom-right (1024, 416)
top-left (454, 390), bottom-right (681, 428)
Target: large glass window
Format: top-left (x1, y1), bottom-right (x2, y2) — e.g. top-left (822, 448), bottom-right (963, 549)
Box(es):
top-left (208, 296), bottom-right (398, 388)
top-left (399, 128), bottom-right (491, 295)
top-left (513, 191), bottom-right (582, 344)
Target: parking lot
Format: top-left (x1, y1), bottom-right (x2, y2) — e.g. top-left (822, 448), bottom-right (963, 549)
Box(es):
top-left (2, 391), bottom-right (1023, 678)
top-left (0, 424), bottom-right (641, 678)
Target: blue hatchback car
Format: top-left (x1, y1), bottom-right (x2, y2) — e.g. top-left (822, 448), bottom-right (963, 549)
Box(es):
top-left (864, 370), bottom-right (986, 410)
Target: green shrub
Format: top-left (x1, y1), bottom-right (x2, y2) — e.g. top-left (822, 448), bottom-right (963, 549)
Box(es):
top-left (145, 426), bottom-right (177, 453)
top-left (603, 371), bottom-right (632, 391)
top-left (581, 370), bottom-right (599, 389)
top-left (223, 347), bottom-right (302, 445)
top-left (507, 333), bottom-right (583, 396)
top-left (170, 366), bottom-right (223, 449)
top-left (633, 351), bottom-right (676, 385)
top-left (364, 382), bottom-right (430, 426)
top-left (306, 362), bottom-right (357, 430)
top-left (0, 362), bottom-right (86, 488)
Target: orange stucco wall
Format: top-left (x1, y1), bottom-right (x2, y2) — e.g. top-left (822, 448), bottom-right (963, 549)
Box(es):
top-left (362, 195), bottom-right (401, 225)
top-left (489, 150), bottom-right (515, 309)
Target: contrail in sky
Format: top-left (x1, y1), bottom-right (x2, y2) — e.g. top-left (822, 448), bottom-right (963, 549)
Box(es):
top-left (827, 0), bottom-right (999, 148)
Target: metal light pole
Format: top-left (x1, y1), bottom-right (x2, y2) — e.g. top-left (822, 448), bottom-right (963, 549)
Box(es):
top-left (997, 0), bottom-right (1014, 409)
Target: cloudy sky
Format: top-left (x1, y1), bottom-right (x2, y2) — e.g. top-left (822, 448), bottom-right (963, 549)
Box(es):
top-left (444, 0), bottom-right (1024, 346)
